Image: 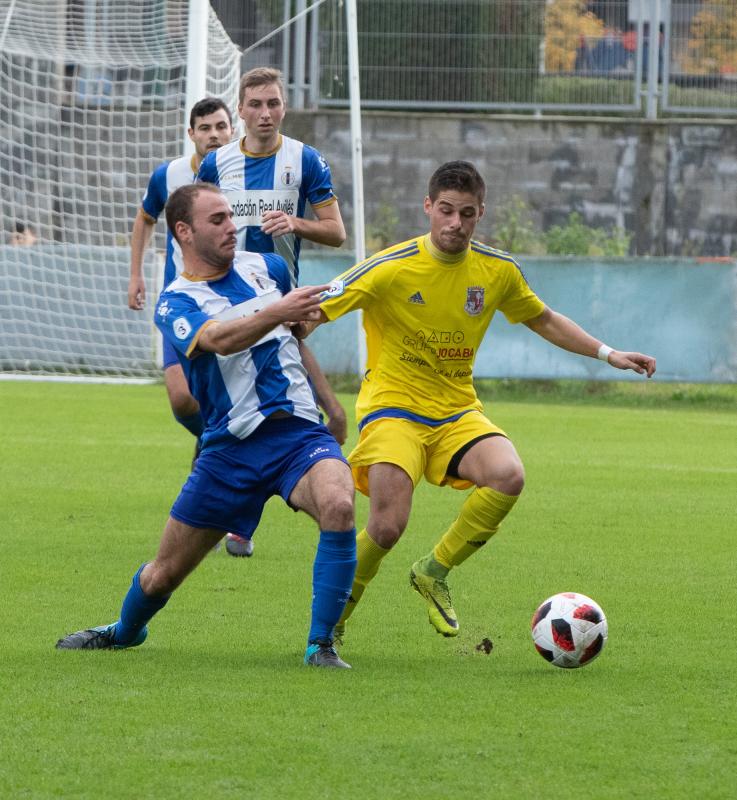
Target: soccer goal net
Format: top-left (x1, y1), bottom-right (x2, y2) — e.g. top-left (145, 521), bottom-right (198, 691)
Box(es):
top-left (0, 0), bottom-right (240, 381)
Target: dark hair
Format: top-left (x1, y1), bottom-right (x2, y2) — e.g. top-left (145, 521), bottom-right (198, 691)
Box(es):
top-left (189, 97), bottom-right (233, 130)
top-left (238, 67), bottom-right (285, 107)
top-left (15, 221), bottom-right (34, 234)
top-left (165, 183), bottom-right (222, 241)
top-left (428, 161), bottom-right (486, 203)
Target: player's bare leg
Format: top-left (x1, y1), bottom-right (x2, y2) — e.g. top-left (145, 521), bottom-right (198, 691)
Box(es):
top-left (365, 463), bottom-right (414, 549)
top-left (141, 518), bottom-right (224, 595)
top-left (288, 457), bottom-right (355, 531)
top-left (455, 435), bottom-right (525, 496)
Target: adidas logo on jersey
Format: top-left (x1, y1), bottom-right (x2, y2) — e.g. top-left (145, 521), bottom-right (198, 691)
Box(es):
top-left (408, 291), bottom-right (425, 305)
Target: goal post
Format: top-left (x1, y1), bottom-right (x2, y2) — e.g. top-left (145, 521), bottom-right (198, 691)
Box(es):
top-left (344, 0), bottom-right (367, 375)
top-left (0, 0), bottom-right (240, 382)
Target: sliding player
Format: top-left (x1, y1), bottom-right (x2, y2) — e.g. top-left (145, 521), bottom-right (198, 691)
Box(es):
top-left (59, 184), bottom-right (357, 668)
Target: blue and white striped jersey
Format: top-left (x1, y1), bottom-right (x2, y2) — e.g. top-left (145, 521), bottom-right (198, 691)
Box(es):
top-left (197, 134), bottom-right (337, 287)
top-left (140, 155), bottom-right (198, 285)
top-left (154, 250), bottom-right (321, 450)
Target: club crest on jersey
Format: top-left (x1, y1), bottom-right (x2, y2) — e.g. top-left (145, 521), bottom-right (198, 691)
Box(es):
top-left (321, 279), bottom-right (345, 299)
top-left (173, 317), bottom-right (192, 340)
top-left (464, 287), bottom-right (485, 316)
top-left (250, 272), bottom-right (266, 290)
top-left (281, 168), bottom-right (296, 187)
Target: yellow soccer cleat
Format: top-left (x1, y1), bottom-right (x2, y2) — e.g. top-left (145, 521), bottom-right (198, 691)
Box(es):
top-left (409, 561), bottom-right (459, 637)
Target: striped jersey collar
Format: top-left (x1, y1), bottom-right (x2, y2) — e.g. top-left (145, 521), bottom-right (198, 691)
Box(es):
top-left (239, 133), bottom-right (283, 159)
top-left (181, 267), bottom-right (231, 282)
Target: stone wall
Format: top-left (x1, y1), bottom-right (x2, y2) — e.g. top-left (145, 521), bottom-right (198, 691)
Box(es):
top-left (285, 111), bottom-right (737, 257)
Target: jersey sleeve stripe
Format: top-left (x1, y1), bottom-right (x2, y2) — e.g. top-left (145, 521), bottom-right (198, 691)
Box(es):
top-left (310, 196), bottom-right (338, 209)
top-left (185, 319), bottom-right (217, 358)
top-left (341, 244), bottom-right (420, 287)
top-left (470, 241), bottom-right (518, 261)
top-left (340, 243), bottom-right (419, 283)
top-left (470, 242), bottom-right (531, 283)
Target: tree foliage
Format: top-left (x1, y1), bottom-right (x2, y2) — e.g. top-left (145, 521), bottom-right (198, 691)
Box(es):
top-left (544, 212), bottom-right (631, 256)
top-left (488, 200), bottom-right (631, 256)
top-left (683, 0), bottom-right (737, 75)
top-left (543, 0), bottom-right (604, 73)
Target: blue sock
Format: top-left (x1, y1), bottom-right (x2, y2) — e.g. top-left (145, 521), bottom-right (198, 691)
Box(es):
top-left (308, 529), bottom-right (357, 645)
top-left (174, 411), bottom-right (204, 439)
top-left (112, 564), bottom-right (171, 646)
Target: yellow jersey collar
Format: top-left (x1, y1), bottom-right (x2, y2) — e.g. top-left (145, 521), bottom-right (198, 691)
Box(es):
top-left (423, 234), bottom-right (468, 265)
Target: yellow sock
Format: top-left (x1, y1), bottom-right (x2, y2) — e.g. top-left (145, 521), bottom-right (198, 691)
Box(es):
top-left (433, 486), bottom-right (520, 569)
top-left (338, 528), bottom-right (390, 624)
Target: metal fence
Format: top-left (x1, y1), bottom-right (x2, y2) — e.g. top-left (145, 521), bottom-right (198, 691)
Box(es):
top-left (222, 0), bottom-right (737, 118)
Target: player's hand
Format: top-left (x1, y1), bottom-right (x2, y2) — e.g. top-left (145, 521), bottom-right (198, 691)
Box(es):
top-left (277, 284), bottom-right (331, 323)
top-left (261, 210), bottom-right (296, 238)
top-left (608, 350), bottom-right (656, 377)
top-left (290, 321), bottom-right (312, 339)
top-left (324, 404), bottom-right (348, 445)
top-left (128, 275), bottom-right (146, 310)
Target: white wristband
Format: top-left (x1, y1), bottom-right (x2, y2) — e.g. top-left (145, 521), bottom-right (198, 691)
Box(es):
top-left (597, 344), bottom-right (613, 362)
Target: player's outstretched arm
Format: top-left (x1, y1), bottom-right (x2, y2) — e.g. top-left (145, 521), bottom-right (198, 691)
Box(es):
top-left (524, 307), bottom-right (656, 377)
top-left (128, 210), bottom-right (156, 310)
top-left (198, 284), bottom-right (332, 356)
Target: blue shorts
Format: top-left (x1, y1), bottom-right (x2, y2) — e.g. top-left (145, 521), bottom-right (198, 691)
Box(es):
top-left (162, 337), bottom-right (179, 370)
top-left (170, 416), bottom-right (347, 538)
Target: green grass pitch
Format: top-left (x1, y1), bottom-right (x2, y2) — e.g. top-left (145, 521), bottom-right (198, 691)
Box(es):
top-left (1, 380), bottom-right (735, 799)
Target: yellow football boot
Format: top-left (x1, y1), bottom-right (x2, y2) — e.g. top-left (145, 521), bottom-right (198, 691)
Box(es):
top-left (409, 561), bottom-right (459, 637)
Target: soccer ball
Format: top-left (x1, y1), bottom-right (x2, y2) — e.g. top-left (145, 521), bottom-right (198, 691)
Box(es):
top-left (531, 592), bottom-right (608, 669)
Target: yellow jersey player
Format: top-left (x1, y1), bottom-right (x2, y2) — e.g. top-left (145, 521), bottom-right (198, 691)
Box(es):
top-left (309, 160), bottom-right (656, 646)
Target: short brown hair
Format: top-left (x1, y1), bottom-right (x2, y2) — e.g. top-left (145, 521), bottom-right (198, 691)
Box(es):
top-left (238, 67), bottom-right (285, 107)
top-left (428, 161), bottom-right (486, 204)
top-left (165, 183), bottom-right (222, 242)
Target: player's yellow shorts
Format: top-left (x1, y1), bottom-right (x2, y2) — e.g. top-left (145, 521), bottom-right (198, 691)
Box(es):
top-left (348, 410), bottom-right (507, 496)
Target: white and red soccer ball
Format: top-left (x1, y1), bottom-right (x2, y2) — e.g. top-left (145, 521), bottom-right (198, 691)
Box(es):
top-left (531, 592), bottom-right (608, 668)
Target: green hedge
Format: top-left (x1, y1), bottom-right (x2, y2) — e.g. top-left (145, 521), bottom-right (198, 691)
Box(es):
top-left (533, 75), bottom-right (737, 112)
top-left (326, 0), bottom-right (543, 103)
